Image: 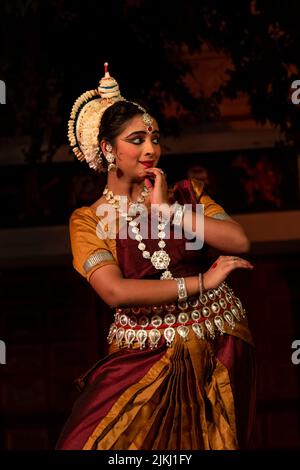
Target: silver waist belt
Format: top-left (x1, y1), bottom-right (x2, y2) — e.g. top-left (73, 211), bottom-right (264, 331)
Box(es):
top-left (108, 282), bottom-right (246, 349)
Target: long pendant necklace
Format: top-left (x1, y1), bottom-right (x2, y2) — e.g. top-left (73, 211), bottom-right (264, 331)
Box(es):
top-left (103, 185), bottom-right (173, 280)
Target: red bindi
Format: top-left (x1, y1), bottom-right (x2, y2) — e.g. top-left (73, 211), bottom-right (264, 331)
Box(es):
top-left (212, 262), bottom-right (217, 269)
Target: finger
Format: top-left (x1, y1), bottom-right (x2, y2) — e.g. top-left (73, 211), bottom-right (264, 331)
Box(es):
top-left (231, 256), bottom-right (245, 262)
top-left (222, 255), bottom-right (253, 267)
top-left (222, 255), bottom-right (246, 263)
top-left (144, 168), bottom-right (165, 177)
top-left (147, 167), bottom-right (164, 173)
top-left (227, 260), bottom-right (254, 270)
top-left (233, 257), bottom-right (254, 268)
top-left (144, 178), bottom-right (153, 190)
top-left (144, 171), bottom-right (163, 187)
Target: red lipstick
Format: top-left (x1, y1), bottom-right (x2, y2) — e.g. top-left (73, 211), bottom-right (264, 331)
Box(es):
top-left (140, 161), bottom-right (154, 168)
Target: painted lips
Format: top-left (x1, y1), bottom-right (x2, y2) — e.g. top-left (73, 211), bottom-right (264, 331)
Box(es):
top-left (140, 162), bottom-right (154, 168)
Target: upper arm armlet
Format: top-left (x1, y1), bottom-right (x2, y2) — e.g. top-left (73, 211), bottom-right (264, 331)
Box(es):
top-left (211, 212), bottom-right (231, 221)
top-left (83, 250), bottom-right (115, 274)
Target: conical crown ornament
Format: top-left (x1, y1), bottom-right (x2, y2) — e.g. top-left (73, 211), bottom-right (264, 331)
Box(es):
top-left (67, 62), bottom-right (125, 172)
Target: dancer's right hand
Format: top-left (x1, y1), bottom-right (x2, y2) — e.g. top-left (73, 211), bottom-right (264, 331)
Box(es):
top-left (144, 167), bottom-right (169, 206)
top-left (203, 255), bottom-right (254, 290)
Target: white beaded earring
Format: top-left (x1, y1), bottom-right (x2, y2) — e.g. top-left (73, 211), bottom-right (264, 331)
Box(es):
top-left (105, 143), bottom-right (116, 172)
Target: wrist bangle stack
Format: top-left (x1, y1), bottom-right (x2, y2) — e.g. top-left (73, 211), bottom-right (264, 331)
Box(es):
top-left (175, 277), bottom-right (187, 301)
top-left (172, 202), bottom-right (185, 226)
top-left (198, 272), bottom-right (203, 299)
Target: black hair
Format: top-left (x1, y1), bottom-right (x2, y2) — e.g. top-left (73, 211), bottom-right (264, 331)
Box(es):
top-left (98, 100), bottom-right (155, 144)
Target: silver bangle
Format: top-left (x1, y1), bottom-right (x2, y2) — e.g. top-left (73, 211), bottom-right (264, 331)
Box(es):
top-left (175, 277), bottom-right (187, 301)
top-left (172, 202), bottom-right (185, 226)
top-left (198, 272), bottom-right (203, 299)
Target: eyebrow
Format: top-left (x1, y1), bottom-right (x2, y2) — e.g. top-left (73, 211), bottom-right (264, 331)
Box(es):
top-left (124, 130), bottom-right (160, 138)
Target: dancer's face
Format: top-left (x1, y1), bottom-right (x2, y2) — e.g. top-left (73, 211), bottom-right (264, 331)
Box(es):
top-left (107, 114), bottom-right (161, 180)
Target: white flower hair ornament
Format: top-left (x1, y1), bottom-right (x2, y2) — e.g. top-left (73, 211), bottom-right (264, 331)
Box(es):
top-left (67, 62), bottom-right (125, 172)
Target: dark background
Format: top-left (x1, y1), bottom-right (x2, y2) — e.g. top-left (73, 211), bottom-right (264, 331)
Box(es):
top-left (0, 0), bottom-right (300, 450)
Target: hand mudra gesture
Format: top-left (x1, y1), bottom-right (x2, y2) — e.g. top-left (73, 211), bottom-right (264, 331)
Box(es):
top-left (203, 255), bottom-right (254, 290)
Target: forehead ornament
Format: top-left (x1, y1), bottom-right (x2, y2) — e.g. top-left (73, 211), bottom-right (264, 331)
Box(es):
top-left (131, 101), bottom-right (154, 134)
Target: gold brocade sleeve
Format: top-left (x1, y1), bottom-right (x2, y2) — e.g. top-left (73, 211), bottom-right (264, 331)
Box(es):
top-left (69, 207), bottom-right (118, 281)
top-left (190, 178), bottom-right (231, 220)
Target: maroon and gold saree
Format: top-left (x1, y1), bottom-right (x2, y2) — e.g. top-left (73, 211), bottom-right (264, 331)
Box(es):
top-left (56, 178), bottom-right (256, 450)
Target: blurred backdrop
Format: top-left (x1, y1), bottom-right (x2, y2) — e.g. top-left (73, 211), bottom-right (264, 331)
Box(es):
top-left (0, 0), bottom-right (300, 450)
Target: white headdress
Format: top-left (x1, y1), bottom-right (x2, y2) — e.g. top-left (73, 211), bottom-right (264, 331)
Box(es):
top-left (67, 62), bottom-right (125, 172)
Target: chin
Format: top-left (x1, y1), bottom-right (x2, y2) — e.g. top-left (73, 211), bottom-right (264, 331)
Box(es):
top-left (135, 170), bottom-right (146, 178)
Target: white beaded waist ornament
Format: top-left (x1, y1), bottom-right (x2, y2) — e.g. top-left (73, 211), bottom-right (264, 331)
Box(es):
top-left (107, 282), bottom-right (246, 349)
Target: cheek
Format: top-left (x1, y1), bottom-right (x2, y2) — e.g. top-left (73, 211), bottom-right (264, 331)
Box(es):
top-left (156, 147), bottom-right (162, 158)
top-left (118, 148), bottom-right (140, 164)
